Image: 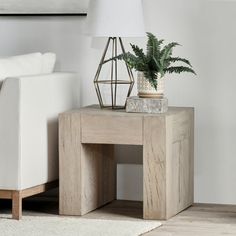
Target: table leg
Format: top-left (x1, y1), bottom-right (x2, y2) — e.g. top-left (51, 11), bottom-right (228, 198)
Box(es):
top-left (143, 111), bottom-right (194, 220)
top-left (143, 116), bottom-right (167, 220)
top-left (12, 191), bottom-right (22, 220)
top-left (59, 112), bottom-right (116, 216)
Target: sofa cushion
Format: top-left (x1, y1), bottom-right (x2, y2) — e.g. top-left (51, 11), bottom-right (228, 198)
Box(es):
top-left (0, 52), bottom-right (43, 88)
top-left (42, 52), bottom-right (56, 74)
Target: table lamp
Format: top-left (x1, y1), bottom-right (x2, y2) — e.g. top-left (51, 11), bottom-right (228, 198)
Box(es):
top-left (87, 0), bottom-right (145, 109)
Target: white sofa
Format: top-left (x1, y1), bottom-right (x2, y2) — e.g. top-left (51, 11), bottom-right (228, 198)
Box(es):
top-left (0, 52), bottom-right (78, 219)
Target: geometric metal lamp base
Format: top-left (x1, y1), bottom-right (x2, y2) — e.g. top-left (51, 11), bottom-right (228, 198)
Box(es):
top-left (93, 37), bottom-right (134, 110)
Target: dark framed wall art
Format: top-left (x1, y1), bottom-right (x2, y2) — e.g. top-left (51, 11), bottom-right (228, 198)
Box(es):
top-left (0, 0), bottom-right (88, 15)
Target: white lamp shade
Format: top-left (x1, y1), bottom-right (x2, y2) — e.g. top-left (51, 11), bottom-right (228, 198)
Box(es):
top-left (87, 0), bottom-right (145, 37)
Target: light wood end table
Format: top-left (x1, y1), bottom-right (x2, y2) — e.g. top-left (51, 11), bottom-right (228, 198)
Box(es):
top-left (59, 105), bottom-right (194, 220)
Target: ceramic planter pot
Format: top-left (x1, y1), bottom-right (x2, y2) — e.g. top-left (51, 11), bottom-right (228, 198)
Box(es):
top-left (137, 72), bottom-right (164, 98)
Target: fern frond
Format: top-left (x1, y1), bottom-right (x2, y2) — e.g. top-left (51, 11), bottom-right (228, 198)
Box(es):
top-left (160, 42), bottom-right (180, 67)
top-left (130, 44), bottom-right (146, 60)
top-left (165, 57), bottom-right (192, 67)
top-left (123, 52), bottom-right (148, 71)
top-left (146, 32), bottom-right (164, 62)
top-left (164, 66), bottom-right (196, 75)
top-left (152, 57), bottom-right (164, 77)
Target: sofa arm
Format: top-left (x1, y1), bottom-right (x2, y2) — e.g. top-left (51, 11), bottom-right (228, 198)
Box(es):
top-left (0, 72), bottom-right (79, 190)
top-left (0, 75), bottom-right (21, 190)
top-left (17, 72), bottom-right (79, 110)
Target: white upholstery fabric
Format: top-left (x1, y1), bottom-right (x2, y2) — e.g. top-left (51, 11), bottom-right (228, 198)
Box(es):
top-left (0, 78), bottom-right (21, 189)
top-left (42, 53), bottom-right (56, 74)
top-left (0, 53), bottom-right (42, 85)
top-left (0, 52), bottom-right (56, 89)
top-left (0, 72), bottom-right (78, 190)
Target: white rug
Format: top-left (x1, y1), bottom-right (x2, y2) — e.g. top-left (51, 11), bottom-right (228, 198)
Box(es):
top-left (0, 215), bottom-right (161, 236)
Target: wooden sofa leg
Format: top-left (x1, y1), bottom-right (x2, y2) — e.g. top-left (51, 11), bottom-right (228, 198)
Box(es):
top-left (12, 191), bottom-right (22, 220)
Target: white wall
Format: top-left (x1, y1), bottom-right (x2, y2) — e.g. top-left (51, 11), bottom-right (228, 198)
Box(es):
top-left (1, 0), bottom-right (236, 204)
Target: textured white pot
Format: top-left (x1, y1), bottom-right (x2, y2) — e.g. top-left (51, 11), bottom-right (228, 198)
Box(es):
top-left (137, 72), bottom-right (164, 98)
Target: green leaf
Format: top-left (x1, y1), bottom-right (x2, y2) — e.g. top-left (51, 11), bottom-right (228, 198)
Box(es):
top-left (165, 57), bottom-right (192, 67)
top-left (146, 32), bottom-right (164, 63)
top-left (124, 52), bottom-right (147, 71)
top-left (160, 42), bottom-right (180, 68)
top-left (164, 66), bottom-right (196, 75)
top-left (130, 44), bottom-right (146, 61)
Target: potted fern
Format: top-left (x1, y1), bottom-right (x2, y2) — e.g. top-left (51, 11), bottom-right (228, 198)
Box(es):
top-left (117, 32), bottom-right (196, 98)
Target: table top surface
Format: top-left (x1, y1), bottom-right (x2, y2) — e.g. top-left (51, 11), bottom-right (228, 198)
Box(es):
top-left (62, 105), bottom-right (194, 117)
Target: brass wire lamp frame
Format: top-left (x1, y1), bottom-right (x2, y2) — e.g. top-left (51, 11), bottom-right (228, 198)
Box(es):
top-left (94, 37), bottom-right (135, 109)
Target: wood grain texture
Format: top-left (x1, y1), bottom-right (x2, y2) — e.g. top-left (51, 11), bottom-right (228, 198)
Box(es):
top-left (81, 113), bottom-right (143, 145)
top-left (59, 106), bottom-right (194, 220)
top-left (59, 112), bottom-right (116, 216)
top-left (21, 181), bottom-right (58, 198)
top-left (12, 191), bottom-right (22, 220)
top-left (69, 105), bottom-right (191, 117)
top-left (143, 116), bottom-right (167, 220)
top-left (59, 113), bottom-right (82, 216)
top-left (145, 203), bottom-right (236, 236)
top-left (0, 190), bottom-right (12, 199)
top-left (166, 109), bottom-right (194, 219)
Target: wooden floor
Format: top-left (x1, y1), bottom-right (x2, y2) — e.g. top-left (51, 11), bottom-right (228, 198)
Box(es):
top-left (1, 198), bottom-right (236, 235)
top-left (145, 204), bottom-right (236, 236)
